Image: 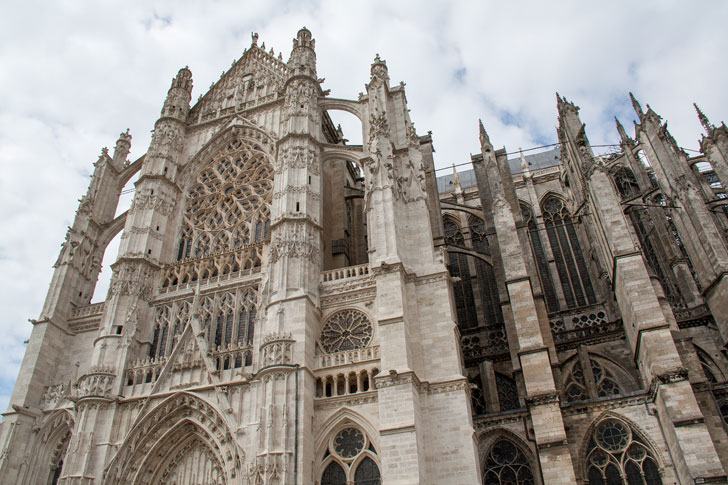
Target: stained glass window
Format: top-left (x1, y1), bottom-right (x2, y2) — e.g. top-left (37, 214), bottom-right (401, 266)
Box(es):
top-left (334, 428), bottom-right (365, 459)
top-left (495, 373), bottom-right (520, 411)
top-left (354, 457), bottom-right (381, 485)
top-left (586, 419), bottom-right (662, 485)
top-left (542, 197), bottom-right (596, 309)
top-left (521, 204), bottom-right (559, 313)
top-left (321, 462), bottom-right (347, 485)
top-left (469, 216), bottom-right (504, 326)
top-left (483, 439), bottom-right (535, 485)
top-left (444, 219), bottom-right (478, 329)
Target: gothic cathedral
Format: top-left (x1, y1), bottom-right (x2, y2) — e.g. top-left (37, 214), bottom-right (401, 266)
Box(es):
top-left (1, 27), bottom-right (727, 484)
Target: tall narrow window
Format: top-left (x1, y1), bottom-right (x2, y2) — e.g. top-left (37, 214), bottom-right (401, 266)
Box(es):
top-left (522, 204), bottom-right (560, 312)
top-left (542, 197), bottom-right (596, 308)
top-left (469, 217), bottom-right (503, 325)
top-left (444, 219), bottom-right (478, 329)
top-left (612, 166), bottom-right (640, 199)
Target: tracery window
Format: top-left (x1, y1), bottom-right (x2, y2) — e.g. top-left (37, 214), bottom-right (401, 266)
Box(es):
top-left (586, 419), bottom-right (662, 485)
top-left (521, 204), bottom-right (559, 312)
top-left (177, 138), bottom-right (273, 260)
top-left (320, 426), bottom-right (381, 485)
top-left (541, 196), bottom-right (596, 309)
top-left (149, 300), bottom-right (192, 359)
top-left (320, 309), bottom-right (373, 353)
top-left (469, 217), bottom-right (504, 326)
top-left (482, 439), bottom-right (535, 485)
top-left (197, 287), bottom-right (258, 359)
top-left (495, 373), bottom-right (520, 411)
top-left (564, 357), bottom-right (622, 403)
top-left (444, 218), bottom-right (478, 329)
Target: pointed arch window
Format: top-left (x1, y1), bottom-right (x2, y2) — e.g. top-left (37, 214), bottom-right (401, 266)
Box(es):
top-left (564, 357), bottom-right (623, 403)
top-left (585, 418), bottom-right (662, 485)
top-left (320, 426), bottom-right (381, 485)
top-left (444, 218), bottom-right (478, 329)
top-left (521, 204), bottom-right (559, 312)
top-left (495, 373), bottom-right (520, 411)
top-left (469, 216), bottom-right (504, 326)
top-left (541, 197), bottom-right (596, 309)
top-left (482, 439), bottom-right (535, 485)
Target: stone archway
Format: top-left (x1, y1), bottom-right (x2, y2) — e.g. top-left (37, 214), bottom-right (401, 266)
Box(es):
top-left (103, 393), bottom-right (243, 484)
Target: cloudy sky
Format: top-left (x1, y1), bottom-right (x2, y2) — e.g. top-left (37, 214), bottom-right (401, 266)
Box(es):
top-left (0, 1), bottom-right (726, 412)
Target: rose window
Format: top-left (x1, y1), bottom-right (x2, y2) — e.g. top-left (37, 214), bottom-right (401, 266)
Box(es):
top-left (320, 309), bottom-right (372, 353)
top-left (333, 428), bottom-right (365, 459)
top-left (177, 138), bottom-right (273, 260)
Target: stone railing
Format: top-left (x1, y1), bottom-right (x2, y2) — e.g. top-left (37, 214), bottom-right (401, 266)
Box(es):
top-left (211, 343), bottom-right (254, 371)
top-left (69, 302), bottom-right (105, 319)
top-left (73, 365), bottom-right (116, 401)
top-left (315, 365), bottom-right (380, 398)
top-left (125, 357), bottom-right (168, 388)
top-left (320, 263), bottom-right (370, 283)
top-left (160, 243), bottom-right (264, 294)
top-left (549, 304), bottom-right (620, 345)
top-left (461, 326), bottom-right (509, 361)
top-left (674, 304), bottom-right (715, 329)
top-left (315, 346), bottom-right (380, 369)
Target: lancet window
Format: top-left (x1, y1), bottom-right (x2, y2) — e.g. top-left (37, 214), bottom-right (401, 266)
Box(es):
top-left (541, 196), bottom-right (596, 309)
top-left (521, 204), bottom-right (559, 312)
top-left (320, 426), bottom-right (381, 485)
top-left (444, 218), bottom-right (478, 329)
top-left (495, 373), bottom-right (520, 411)
top-left (177, 138), bottom-right (273, 260)
top-left (482, 439), bottom-right (535, 485)
top-left (197, 287), bottom-right (258, 356)
top-left (585, 418), bottom-right (662, 485)
top-left (149, 299), bottom-right (192, 360)
top-left (469, 216), bottom-right (504, 326)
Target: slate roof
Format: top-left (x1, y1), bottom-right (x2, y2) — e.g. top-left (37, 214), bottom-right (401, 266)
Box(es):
top-left (436, 147), bottom-right (562, 193)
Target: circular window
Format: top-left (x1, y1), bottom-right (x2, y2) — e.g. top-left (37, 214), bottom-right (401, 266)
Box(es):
top-left (333, 428), bottom-right (365, 459)
top-left (320, 309), bottom-right (372, 353)
top-left (595, 420), bottom-right (630, 452)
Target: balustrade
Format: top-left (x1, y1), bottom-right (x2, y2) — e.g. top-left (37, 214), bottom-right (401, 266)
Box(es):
top-left (315, 345), bottom-right (379, 369)
top-left (548, 304), bottom-right (619, 344)
top-left (320, 263), bottom-right (370, 283)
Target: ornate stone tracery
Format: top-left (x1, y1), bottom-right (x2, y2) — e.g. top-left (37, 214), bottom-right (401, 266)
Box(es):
top-left (320, 309), bottom-right (373, 353)
top-left (177, 137), bottom-right (273, 260)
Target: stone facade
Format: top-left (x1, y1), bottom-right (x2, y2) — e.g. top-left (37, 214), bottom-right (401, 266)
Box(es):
top-left (1, 27), bottom-right (727, 484)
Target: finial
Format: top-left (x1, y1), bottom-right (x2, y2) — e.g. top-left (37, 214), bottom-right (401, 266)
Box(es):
top-left (251, 32), bottom-right (258, 45)
top-left (451, 163), bottom-right (462, 191)
top-left (629, 92), bottom-right (643, 116)
top-left (519, 148), bottom-right (530, 172)
top-left (374, 53), bottom-right (382, 63)
top-left (694, 103), bottom-right (713, 133)
top-left (478, 119), bottom-right (492, 150)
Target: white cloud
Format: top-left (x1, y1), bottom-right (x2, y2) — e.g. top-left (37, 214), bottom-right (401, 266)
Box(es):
top-left (0, 0), bottom-right (726, 412)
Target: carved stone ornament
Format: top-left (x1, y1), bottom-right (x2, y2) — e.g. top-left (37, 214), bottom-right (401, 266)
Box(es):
top-left (261, 333), bottom-right (295, 367)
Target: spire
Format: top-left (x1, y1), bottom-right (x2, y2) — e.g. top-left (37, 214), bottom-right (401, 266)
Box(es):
top-left (694, 103), bottom-right (713, 133)
top-left (112, 129), bottom-right (132, 166)
top-left (478, 119), bottom-right (492, 151)
top-left (170, 66), bottom-right (193, 94)
top-left (629, 92), bottom-right (643, 117)
top-left (370, 53), bottom-right (389, 85)
top-left (251, 32), bottom-right (258, 46)
top-left (451, 163), bottom-right (462, 192)
top-left (615, 117), bottom-right (631, 144)
top-left (519, 148), bottom-right (530, 173)
top-left (288, 27), bottom-right (316, 77)
top-left (292, 26), bottom-right (315, 50)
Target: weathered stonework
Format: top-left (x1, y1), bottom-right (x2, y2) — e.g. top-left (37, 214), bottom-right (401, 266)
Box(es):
top-left (1, 27), bottom-right (727, 485)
